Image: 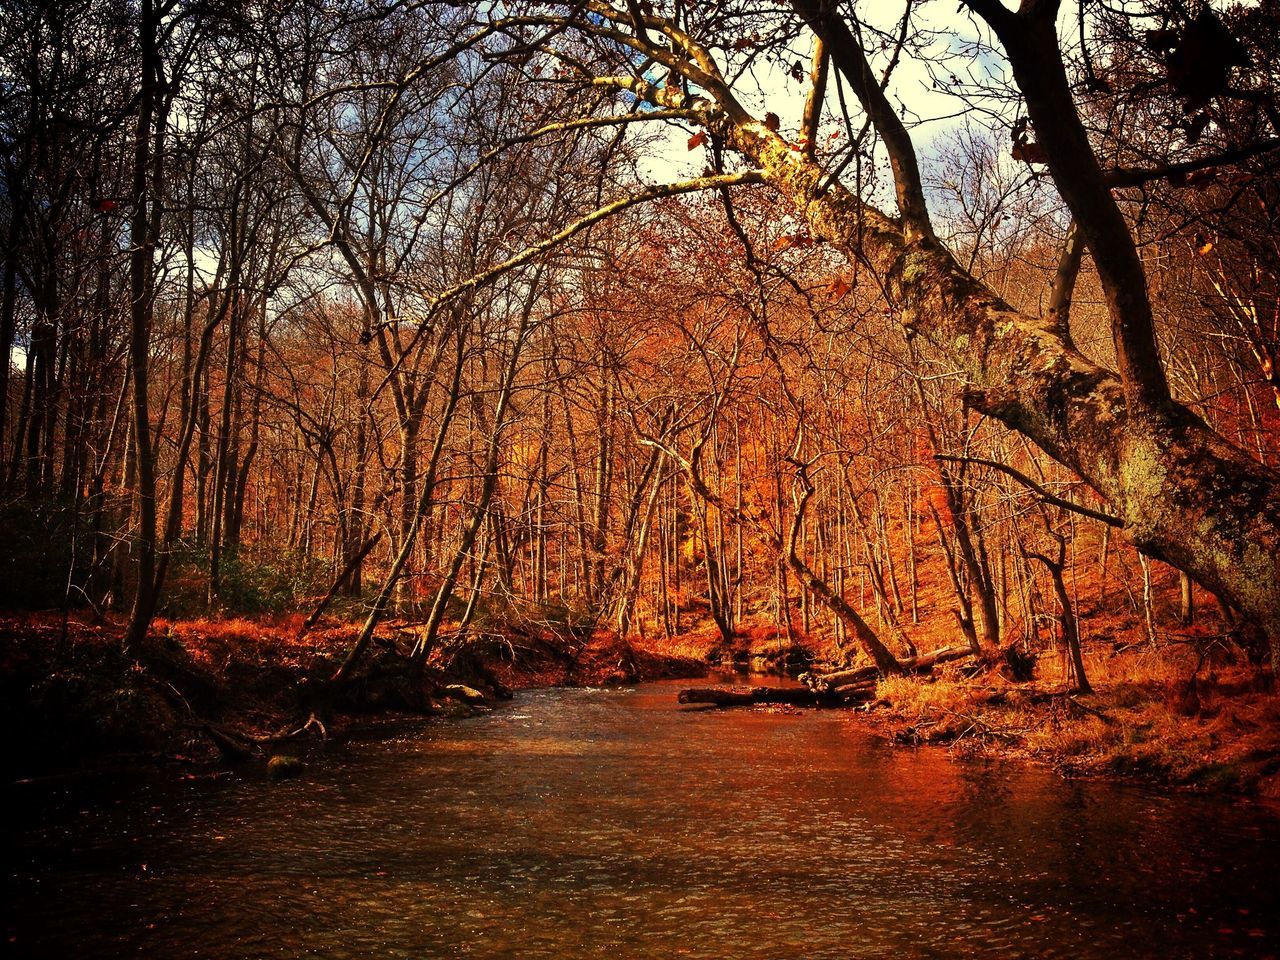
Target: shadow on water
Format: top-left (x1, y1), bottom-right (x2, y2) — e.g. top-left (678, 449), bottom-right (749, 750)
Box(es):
top-left (6, 679), bottom-right (1280, 959)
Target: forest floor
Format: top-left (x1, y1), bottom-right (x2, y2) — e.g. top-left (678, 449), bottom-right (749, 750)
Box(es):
top-left (4, 608), bottom-right (1278, 797)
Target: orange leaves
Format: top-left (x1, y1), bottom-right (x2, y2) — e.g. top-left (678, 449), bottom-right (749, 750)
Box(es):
top-left (1010, 117), bottom-right (1047, 166)
top-left (921, 481), bottom-right (952, 519)
top-left (1167, 166), bottom-right (1221, 190)
top-left (687, 131), bottom-right (707, 151)
top-left (1011, 140), bottom-right (1048, 165)
top-left (772, 231), bottom-right (813, 252)
top-left (827, 275), bottom-right (852, 301)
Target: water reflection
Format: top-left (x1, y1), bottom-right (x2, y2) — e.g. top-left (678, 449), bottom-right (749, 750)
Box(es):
top-left (7, 680), bottom-right (1280, 959)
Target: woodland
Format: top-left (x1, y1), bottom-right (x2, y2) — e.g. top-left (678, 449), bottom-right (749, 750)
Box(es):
top-left (2, 0), bottom-right (1280, 792)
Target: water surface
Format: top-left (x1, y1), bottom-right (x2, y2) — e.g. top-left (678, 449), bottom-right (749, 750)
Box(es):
top-left (7, 679), bottom-right (1280, 958)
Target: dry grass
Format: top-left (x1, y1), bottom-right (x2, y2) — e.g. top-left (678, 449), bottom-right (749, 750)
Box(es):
top-left (872, 645), bottom-right (1280, 796)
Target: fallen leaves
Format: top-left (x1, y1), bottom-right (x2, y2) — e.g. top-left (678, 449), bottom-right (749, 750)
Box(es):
top-left (828, 275), bottom-right (853, 300)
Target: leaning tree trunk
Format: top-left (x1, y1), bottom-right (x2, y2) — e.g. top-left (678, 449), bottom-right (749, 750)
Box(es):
top-left (714, 120), bottom-right (1280, 665)
top-left (403, 1), bottom-right (1280, 666)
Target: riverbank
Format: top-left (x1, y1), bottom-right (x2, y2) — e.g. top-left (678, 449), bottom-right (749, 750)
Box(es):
top-left (6, 611), bottom-right (1279, 798)
top-left (667, 622), bottom-right (1280, 797)
top-left (0, 612), bottom-right (704, 780)
top-left (862, 650), bottom-right (1280, 797)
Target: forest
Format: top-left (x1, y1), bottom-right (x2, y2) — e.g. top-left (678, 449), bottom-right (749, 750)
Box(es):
top-left (6, 1), bottom-right (1280, 956)
top-left (4, 0), bottom-right (1280, 776)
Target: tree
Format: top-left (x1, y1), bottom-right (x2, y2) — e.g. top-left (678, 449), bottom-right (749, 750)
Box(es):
top-left (423, 0), bottom-right (1280, 664)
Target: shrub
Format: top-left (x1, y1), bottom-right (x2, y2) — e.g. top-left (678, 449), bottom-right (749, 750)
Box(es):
top-left (0, 496), bottom-right (87, 608)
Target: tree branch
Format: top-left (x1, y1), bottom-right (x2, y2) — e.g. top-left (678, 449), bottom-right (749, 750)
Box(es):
top-left (789, 0), bottom-right (934, 241)
top-left (410, 170), bottom-right (765, 326)
top-left (800, 36), bottom-right (829, 160)
top-left (934, 454), bottom-right (1125, 528)
top-left (1105, 137), bottom-right (1280, 188)
top-left (1045, 220), bottom-right (1084, 346)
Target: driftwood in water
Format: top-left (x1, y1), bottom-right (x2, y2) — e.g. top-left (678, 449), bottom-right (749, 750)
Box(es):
top-left (833, 681), bottom-right (877, 698)
top-left (678, 683), bottom-right (875, 708)
top-left (679, 686), bottom-right (821, 707)
top-left (680, 646), bottom-right (977, 711)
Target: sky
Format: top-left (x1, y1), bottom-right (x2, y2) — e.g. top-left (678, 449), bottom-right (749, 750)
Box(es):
top-left (634, 2), bottom-right (1012, 190)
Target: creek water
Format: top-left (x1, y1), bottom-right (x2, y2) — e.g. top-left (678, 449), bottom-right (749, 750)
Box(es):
top-left (6, 678), bottom-right (1280, 959)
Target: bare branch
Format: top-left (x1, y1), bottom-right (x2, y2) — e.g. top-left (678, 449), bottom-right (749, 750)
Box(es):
top-left (934, 454), bottom-right (1125, 528)
top-left (790, 0), bottom-right (934, 241)
top-left (410, 170), bottom-right (765, 326)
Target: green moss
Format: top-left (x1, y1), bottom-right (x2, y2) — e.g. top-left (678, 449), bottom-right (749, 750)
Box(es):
top-left (901, 249), bottom-right (933, 286)
top-left (1120, 435), bottom-right (1167, 505)
top-left (1238, 541), bottom-right (1274, 607)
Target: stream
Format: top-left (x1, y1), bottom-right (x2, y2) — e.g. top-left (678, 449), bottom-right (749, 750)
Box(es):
top-left (6, 678), bottom-right (1280, 958)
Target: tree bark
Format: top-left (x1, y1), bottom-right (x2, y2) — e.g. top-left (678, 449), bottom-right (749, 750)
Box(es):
top-left (122, 0), bottom-right (161, 654)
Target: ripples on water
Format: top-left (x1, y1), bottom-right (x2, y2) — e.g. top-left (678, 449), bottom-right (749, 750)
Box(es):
top-left (7, 680), bottom-right (1280, 959)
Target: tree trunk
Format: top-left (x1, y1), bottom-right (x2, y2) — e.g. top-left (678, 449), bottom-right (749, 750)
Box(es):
top-left (121, 0), bottom-right (160, 654)
top-left (719, 116), bottom-right (1280, 665)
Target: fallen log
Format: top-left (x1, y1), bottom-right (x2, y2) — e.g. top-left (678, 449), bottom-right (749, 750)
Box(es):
top-left (200, 723), bottom-right (256, 765)
top-left (802, 645), bottom-right (976, 692)
top-left (907, 645), bottom-right (976, 671)
top-left (677, 681), bottom-right (878, 707)
top-left (798, 670), bottom-right (880, 691)
top-left (833, 682), bottom-right (876, 699)
top-left (800, 666), bottom-right (878, 691)
top-left (678, 685), bottom-right (827, 707)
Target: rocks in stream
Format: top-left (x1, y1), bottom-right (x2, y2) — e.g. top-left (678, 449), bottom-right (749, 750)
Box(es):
top-left (442, 683), bottom-right (489, 706)
top-left (267, 754), bottom-right (305, 780)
